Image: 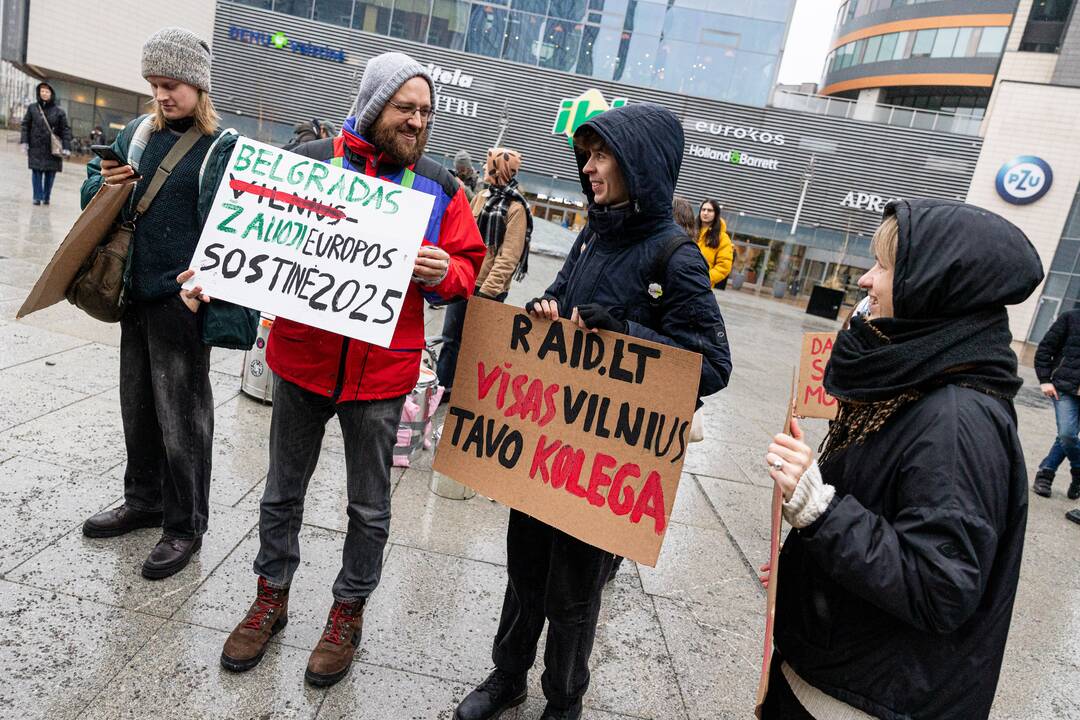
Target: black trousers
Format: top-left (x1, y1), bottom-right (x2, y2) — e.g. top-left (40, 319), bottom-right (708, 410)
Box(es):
top-left (119, 295), bottom-right (213, 539)
top-left (493, 509), bottom-right (615, 709)
top-left (760, 654), bottom-right (816, 720)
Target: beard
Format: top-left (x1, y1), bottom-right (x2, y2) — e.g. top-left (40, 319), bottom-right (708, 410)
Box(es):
top-left (369, 115), bottom-right (429, 167)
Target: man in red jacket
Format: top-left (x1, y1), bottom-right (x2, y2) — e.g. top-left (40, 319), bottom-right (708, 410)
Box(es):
top-left (219, 52), bottom-right (484, 687)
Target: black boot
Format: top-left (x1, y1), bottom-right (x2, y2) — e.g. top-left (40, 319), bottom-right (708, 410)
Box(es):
top-left (454, 669), bottom-right (527, 720)
top-left (540, 699), bottom-right (583, 720)
top-left (1069, 468), bottom-right (1080, 501)
top-left (141, 535), bottom-right (203, 580)
top-left (83, 505), bottom-right (163, 538)
top-left (1033, 469), bottom-right (1055, 498)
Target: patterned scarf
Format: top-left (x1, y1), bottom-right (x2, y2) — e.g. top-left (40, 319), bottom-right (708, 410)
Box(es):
top-left (476, 148), bottom-right (531, 280)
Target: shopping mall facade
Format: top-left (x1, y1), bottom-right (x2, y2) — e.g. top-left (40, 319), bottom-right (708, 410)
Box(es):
top-left (4, 0), bottom-right (1077, 350)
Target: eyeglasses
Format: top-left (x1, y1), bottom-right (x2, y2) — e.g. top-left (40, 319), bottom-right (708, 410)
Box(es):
top-left (387, 100), bottom-right (435, 121)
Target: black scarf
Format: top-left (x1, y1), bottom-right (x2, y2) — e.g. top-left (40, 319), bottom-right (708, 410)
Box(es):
top-left (819, 310), bottom-right (1021, 459)
top-left (476, 178), bottom-right (532, 281)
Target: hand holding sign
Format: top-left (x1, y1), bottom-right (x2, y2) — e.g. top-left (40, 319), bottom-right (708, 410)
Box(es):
top-left (766, 417), bottom-right (813, 501)
top-left (412, 245), bottom-right (450, 285)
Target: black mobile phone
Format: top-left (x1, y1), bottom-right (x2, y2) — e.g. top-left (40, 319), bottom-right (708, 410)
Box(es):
top-left (91, 145), bottom-right (140, 178)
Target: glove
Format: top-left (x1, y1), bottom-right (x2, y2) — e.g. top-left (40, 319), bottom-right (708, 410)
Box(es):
top-left (577, 304), bottom-right (627, 334)
top-left (527, 295), bottom-right (558, 313)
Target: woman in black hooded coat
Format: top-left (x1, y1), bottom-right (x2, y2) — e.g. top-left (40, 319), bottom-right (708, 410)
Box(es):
top-left (20, 81), bottom-right (72, 206)
top-left (761, 199), bottom-right (1043, 720)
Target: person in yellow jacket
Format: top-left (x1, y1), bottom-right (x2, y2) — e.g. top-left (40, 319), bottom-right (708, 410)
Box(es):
top-left (696, 199), bottom-right (733, 288)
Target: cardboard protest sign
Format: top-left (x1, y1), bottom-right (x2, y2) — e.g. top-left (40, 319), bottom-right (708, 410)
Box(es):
top-left (18, 181), bottom-right (135, 319)
top-left (182, 138), bottom-right (434, 347)
top-left (433, 299), bottom-right (702, 567)
top-left (794, 332), bottom-right (838, 420)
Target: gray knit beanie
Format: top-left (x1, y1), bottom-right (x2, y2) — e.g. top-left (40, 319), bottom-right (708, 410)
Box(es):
top-left (142, 27), bottom-right (213, 92)
top-left (353, 52), bottom-right (434, 136)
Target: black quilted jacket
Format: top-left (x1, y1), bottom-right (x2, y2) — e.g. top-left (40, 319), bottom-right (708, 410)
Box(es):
top-left (1035, 309), bottom-right (1080, 394)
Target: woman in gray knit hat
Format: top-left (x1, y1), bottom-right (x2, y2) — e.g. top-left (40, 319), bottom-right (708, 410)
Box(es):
top-left (79, 27), bottom-right (255, 580)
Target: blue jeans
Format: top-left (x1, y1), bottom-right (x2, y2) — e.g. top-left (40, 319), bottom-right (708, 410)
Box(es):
top-left (31, 169), bottom-right (56, 203)
top-left (1041, 394), bottom-right (1080, 471)
top-left (254, 377), bottom-right (405, 600)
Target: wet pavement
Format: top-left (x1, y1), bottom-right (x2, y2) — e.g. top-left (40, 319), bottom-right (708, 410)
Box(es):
top-left (0, 131), bottom-right (1077, 719)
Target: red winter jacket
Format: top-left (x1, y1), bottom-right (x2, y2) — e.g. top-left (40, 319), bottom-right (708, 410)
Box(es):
top-left (266, 131), bottom-right (484, 401)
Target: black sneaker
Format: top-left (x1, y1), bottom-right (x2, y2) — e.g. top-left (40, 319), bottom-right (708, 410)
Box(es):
top-left (1033, 469), bottom-right (1054, 498)
top-left (1066, 509), bottom-right (1080, 525)
top-left (540, 699), bottom-right (583, 720)
top-left (454, 669), bottom-right (527, 720)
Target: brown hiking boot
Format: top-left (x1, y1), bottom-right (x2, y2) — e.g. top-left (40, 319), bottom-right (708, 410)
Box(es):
top-left (305, 597), bottom-right (365, 687)
top-left (220, 577), bottom-right (289, 672)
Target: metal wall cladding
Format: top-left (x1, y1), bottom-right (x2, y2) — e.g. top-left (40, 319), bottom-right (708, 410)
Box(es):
top-left (211, 1), bottom-right (982, 238)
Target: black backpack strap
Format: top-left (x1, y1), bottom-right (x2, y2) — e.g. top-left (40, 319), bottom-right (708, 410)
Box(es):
top-left (650, 233), bottom-right (695, 289)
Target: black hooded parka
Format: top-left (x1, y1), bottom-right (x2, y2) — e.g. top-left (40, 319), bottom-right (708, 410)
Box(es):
top-left (774, 199), bottom-right (1043, 720)
top-left (543, 102), bottom-right (732, 401)
top-left (20, 82), bottom-right (72, 173)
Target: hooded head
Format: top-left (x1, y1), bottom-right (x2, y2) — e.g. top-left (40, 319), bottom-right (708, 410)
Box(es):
top-left (573, 103), bottom-right (683, 220)
top-left (881, 198), bottom-right (1043, 320)
top-left (454, 149), bottom-right (474, 175)
top-left (484, 148), bottom-right (522, 187)
top-left (36, 82), bottom-right (56, 107)
top-left (351, 52), bottom-right (435, 137)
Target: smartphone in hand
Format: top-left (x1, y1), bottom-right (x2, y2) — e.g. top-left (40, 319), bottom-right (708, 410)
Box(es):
top-left (90, 145), bottom-right (141, 178)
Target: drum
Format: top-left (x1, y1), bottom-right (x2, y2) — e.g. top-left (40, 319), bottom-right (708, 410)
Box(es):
top-left (240, 315), bottom-right (276, 404)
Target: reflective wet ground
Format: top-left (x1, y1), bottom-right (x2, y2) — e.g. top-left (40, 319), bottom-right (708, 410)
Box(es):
top-left (0, 133), bottom-right (1076, 719)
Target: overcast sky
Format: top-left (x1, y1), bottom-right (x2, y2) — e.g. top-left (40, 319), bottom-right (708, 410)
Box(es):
top-left (777, 0), bottom-right (844, 86)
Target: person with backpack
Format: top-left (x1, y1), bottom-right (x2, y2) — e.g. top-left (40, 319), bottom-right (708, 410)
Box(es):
top-left (454, 103), bottom-right (731, 720)
top-left (436, 146), bottom-right (531, 395)
top-left (78, 27), bottom-right (256, 580)
top-left (1033, 308), bottom-right (1080, 500)
top-left (20, 81), bottom-right (72, 206)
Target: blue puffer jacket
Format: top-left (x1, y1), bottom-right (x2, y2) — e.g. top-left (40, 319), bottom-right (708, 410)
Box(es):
top-left (544, 103), bottom-right (732, 401)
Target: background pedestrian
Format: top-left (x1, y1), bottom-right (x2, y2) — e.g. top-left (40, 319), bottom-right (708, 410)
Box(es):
top-left (1033, 307), bottom-right (1080, 500)
top-left (20, 81), bottom-right (72, 206)
top-left (695, 199), bottom-right (733, 289)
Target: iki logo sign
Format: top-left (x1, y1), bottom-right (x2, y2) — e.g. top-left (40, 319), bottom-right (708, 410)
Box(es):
top-left (552, 89), bottom-right (628, 146)
top-left (996, 156), bottom-right (1053, 205)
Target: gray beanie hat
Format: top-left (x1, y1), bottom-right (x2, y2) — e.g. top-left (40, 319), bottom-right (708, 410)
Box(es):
top-left (353, 52), bottom-right (435, 136)
top-left (142, 27), bottom-right (213, 92)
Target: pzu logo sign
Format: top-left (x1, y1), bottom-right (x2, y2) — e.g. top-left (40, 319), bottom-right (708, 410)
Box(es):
top-left (996, 156), bottom-right (1053, 205)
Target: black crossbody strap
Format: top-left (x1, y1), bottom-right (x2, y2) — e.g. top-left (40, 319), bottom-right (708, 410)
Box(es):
top-left (134, 126), bottom-right (202, 216)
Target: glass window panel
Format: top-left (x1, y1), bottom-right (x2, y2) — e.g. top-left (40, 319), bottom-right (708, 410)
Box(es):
top-left (512, 0), bottom-right (547, 10)
top-left (977, 26), bottom-right (1007, 56)
top-left (952, 27), bottom-right (973, 57)
top-left (576, 25), bottom-right (626, 79)
top-left (1065, 193), bottom-right (1080, 238)
top-left (1029, 0), bottom-right (1073, 22)
top-left (540, 18), bottom-right (583, 70)
top-left (389, 0), bottom-right (430, 41)
top-left (503, 10), bottom-right (544, 63)
top-left (878, 32), bottom-right (898, 60)
top-left (894, 30), bottom-right (911, 59)
top-left (931, 27), bottom-right (957, 57)
top-left (726, 17), bottom-right (786, 54)
top-left (313, 0), bottom-right (354, 25)
top-left (1045, 271), bottom-right (1069, 297)
top-left (1051, 239), bottom-right (1080, 271)
top-left (1067, 275), bottom-right (1080, 303)
top-left (549, 0), bottom-right (586, 20)
top-left (851, 39), bottom-right (866, 64)
top-left (94, 87), bottom-right (140, 114)
top-left (613, 32), bottom-right (659, 84)
top-left (727, 49), bottom-right (775, 106)
top-left (1028, 298), bottom-right (1061, 342)
top-left (429, 0), bottom-right (468, 47)
top-left (274, 0), bottom-right (314, 17)
top-left (911, 28), bottom-right (935, 57)
top-left (354, 0), bottom-right (392, 34)
top-left (863, 34), bottom-right (882, 63)
top-left (232, 0), bottom-right (272, 8)
top-left (623, 2), bottom-right (666, 32)
top-left (466, 4), bottom-right (509, 58)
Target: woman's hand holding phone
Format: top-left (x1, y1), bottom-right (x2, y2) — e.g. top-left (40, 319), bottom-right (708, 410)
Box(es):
top-left (100, 159), bottom-right (138, 185)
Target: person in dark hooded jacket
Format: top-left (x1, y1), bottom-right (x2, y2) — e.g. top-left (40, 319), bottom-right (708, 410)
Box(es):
top-left (20, 82), bottom-right (72, 205)
top-left (1032, 308), bottom-right (1080, 500)
top-left (761, 199), bottom-right (1042, 720)
top-left (454, 103), bottom-right (730, 720)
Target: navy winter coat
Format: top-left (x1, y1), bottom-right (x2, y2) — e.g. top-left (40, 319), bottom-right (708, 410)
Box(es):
top-left (1034, 309), bottom-right (1080, 394)
top-left (543, 103), bottom-right (731, 401)
top-left (20, 82), bottom-right (72, 173)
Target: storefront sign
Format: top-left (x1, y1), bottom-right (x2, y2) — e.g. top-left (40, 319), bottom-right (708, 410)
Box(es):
top-left (688, 143), bottom-right (780, 171)
top-left (425, 63), bottom-right (475, 88)
top-left (839, 191), bottom-right (899, 213)
top-left (433, 300), bottom-right (701, 567)
top-left (688, 119), bottom-right (787, 146)
top-left (552, 89), bottom-right (628, 145)
top-left (183, 138), bottom-right (433, 347)
top-left (996, 156), bottom-right (1053, 205)
top-left (228, 25), bottom-right (345, 63)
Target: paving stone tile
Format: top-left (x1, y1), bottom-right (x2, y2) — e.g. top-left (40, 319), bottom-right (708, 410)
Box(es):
top-left (79, 620), bottom-right (323, 720)
top-left (669, 474), bottom-right (721, 530)
top-left (316, 662), bottom-right (472, 720)
top-left (0, 394), bottom-right (124, 470)
top-left (210, 395), bottom-right (274, 507)
top-left (0, 373), bottom-right (89, 432)
top-left (0, 322), bottom-right (86, 369)
top-left (1, 341), bottom-right (119, 396)
top-left (0, 579), bottom-right (164, 720)
top-left (638, 523), bottom-right (761, 610)
top-left (694, 476), bottom-right (776, 572)
top-left (0, 456), bottom-right (117, 574)
top-left (6, 503), bottom-right (257, 617)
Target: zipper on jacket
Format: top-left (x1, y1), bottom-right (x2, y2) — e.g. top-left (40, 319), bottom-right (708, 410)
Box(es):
top-left (331, 337), bottom-right (350, 400)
